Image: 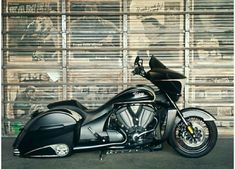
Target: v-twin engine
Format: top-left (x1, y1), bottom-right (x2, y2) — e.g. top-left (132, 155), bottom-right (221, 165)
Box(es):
top-left (115, 104), bottom-right (158, 144)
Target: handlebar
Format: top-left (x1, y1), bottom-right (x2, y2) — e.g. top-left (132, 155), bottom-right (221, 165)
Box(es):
top-left (132, 56), bottom-right (146, 77)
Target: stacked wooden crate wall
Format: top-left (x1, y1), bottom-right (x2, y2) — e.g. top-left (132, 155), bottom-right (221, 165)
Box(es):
top-left (2, 0), bottom-right (233, 135)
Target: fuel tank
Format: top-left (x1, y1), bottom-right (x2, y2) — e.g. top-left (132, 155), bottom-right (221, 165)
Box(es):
top-left (111, 85), bottom-right (156, 104)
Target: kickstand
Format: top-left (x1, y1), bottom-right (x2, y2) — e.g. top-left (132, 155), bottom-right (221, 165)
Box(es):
top-left (99, 150), bottom-right (108, 161)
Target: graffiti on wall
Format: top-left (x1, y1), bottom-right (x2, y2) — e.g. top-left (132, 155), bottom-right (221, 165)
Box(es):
top-left (69, 1), bottom-right (120, 58)
top-left (7, 2), bottom-right (60, 62)
top-left (8, 3), bottom-right (55, 13)
top-left (6, 70), bottom-right (61, 119)
top-left (129, 0), bottom-right (183, 58)
top-left (2, 0), bottom-right (234, 135)
top-left (193, 1), bottom-right (233, 60)
top-left (72, 85), bottom-right (119, 108)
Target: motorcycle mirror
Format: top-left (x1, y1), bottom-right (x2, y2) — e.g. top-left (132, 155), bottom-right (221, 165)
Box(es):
top-left (134, 56), bottom-right (140, 66)
top-left (138, 59), bottom-right (143, 66)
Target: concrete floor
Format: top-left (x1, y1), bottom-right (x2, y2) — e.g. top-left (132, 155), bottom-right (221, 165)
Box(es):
top-left (2, 137), bottom-right (234, 169)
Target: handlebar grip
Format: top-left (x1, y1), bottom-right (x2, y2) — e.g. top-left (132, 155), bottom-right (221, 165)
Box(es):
top-left (132, 66), bottom-right (146, 77)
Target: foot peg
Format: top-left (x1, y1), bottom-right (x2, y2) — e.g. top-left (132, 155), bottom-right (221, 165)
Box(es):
top-left (88, 127), bottom-right (108, 143)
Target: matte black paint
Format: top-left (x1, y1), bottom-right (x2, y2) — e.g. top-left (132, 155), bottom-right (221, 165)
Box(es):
top-left (13, 111), bottom-right (81, 156)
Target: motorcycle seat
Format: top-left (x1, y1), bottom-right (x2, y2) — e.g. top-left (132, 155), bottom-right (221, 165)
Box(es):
top-left (48, 99), bottom-right (88, 111)
top-left (47, 99), bottom-right (113, 124)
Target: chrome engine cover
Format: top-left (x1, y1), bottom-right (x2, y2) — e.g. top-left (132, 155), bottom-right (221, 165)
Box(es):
top-left (115, 105), bottom-right (156, 131)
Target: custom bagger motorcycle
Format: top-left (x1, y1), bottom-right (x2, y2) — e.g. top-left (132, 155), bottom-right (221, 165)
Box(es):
top-left (13, 56), bottom-right (217, 158)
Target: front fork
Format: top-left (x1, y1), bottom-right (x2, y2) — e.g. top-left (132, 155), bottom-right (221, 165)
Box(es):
top-left (165, 93), bottom-right (194, 135)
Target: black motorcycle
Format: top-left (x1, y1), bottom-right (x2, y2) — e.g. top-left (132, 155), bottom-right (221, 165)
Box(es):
top-left (13, 56), bottom-right (217, 158)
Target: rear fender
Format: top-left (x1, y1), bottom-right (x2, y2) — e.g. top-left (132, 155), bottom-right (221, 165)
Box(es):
top-left (13, 109), bottom-right (82, 157)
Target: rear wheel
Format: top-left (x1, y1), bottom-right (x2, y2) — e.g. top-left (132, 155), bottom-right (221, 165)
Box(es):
top-left (169, 116), bottom-right (217, 158)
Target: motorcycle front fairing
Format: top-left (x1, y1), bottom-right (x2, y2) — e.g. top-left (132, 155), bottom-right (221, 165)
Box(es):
top-left (146, 56), bottom-right (186, 102)
top-left (13, 109), bottom-right (82, 157)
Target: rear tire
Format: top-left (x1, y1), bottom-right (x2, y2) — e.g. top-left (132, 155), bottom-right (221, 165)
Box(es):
top-left (169, 116), bottom-right (217, 158)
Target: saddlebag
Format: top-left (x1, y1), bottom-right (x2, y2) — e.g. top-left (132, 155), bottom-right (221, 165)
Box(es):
top-left (13, 109), bottom-right (82, 157)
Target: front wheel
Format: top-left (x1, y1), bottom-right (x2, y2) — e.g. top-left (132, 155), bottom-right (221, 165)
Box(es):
top-left (169, 115), bottom-right (217, 158)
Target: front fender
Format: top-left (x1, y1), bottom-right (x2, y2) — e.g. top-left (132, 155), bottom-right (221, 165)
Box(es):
top-left (175, 108), bottom-right (216, 124)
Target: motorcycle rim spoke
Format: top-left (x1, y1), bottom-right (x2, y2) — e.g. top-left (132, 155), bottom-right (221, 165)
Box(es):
top-left (175, 117), bottom-right (210, 151)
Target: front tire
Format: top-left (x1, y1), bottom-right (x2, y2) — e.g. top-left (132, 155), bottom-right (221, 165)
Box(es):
top-left (169, 116), bottom-right (217, 158)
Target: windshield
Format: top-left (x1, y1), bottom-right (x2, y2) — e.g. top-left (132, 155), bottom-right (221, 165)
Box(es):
top-left (149, 56), bottom-right (167, 70)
